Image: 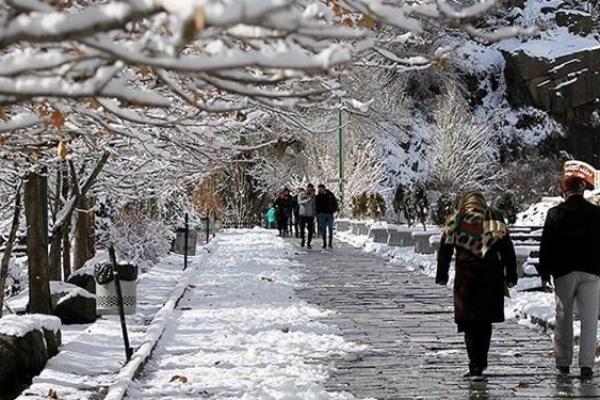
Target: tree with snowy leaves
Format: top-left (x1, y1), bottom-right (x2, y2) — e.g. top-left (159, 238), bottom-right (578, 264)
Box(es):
top-left (425, 82), bottom-right (502, 195)
top-left (0, 0), bottom-right (531, 314)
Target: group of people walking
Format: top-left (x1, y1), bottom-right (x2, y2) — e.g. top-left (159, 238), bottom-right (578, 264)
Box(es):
top-left (267, 184), bottom-right (339, 249)
top-left (436, 172), bottom-right (600, 381)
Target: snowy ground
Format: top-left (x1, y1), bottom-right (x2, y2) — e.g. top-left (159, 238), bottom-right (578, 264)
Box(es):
top-left (16, 250), bottom-right (210, 400)
top-left (124, 229), bottom-right (365, 400)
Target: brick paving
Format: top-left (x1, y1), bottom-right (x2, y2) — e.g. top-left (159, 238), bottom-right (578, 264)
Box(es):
top-left (292, 243), bottom-right (600, 399)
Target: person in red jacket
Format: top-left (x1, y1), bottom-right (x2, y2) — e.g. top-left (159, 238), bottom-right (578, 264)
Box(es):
top-left (538, 176), bottom-right (600, 379)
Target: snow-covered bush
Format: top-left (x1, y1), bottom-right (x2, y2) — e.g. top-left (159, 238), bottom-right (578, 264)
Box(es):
top-left (495, 192), bottom-right (519, 225)
top-left (102, 209), bottom-right (174, 270)
top-left (351, 192), bottom-right (386, 220)
top-left (432, 193), bottom-right (453, 226)
top-left (4, 256), bottom-right (27, 299)
top-left (393, 183), bottom-right (415, 225)
top-left (412, 182), bottom-right (430, 229)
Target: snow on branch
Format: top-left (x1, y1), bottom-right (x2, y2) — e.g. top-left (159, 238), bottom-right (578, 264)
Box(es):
top-left (0, 1), bottom-right (161, 49)
top-left (0, 112), bottom-right (41, 133)
top-left (82, 38), bottom-right (365, 73)
top-left (436, 0), bottom-right (498, 20)
top-left (465, 25), bottom-right (539, 43)
top-left (0, 65), bottom-right (170, 107)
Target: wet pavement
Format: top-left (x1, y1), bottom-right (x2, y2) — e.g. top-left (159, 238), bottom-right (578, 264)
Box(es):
top-left (292, 243), bottom-right (600, 399)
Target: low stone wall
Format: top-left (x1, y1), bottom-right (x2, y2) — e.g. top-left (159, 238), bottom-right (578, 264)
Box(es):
top-left (336, 220), bottom-right (351, 232)
top-left (351, 222), bottom-right (369, 236)
top-left (0, 315), bottom-right (62, 397)
top-left (370, 228), bottom-right (390, 244)
top-left (412, 231), bottom-right (440, 255)
top-left (388, 229), bottom-right (415, 247)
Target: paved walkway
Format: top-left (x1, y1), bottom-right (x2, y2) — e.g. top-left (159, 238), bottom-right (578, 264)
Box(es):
top-left (292, 243), bottom-right (600, 399)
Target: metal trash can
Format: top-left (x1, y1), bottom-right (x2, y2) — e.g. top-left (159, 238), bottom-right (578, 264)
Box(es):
top-left (172, 227), bottom-right (197, 255)
top-left (94, 262), bottom-right (138, 315)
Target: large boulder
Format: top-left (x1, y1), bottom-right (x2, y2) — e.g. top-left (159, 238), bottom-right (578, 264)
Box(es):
top-left (66, 264), bottom-right (96, 294)
top-left (66, 251), bottom-right (110, 294)
top-left (555, 10), bottom-right (593, 36)
top-left (501, 31), bottom-right (600, 165)
top-left (0, 314), bottom-right (61, 393)
top-left (50, 281), bottom-right (96, 325)
top-left (502, 44), bottom-right (600, 114)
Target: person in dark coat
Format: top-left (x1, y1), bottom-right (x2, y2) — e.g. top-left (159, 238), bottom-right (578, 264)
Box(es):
top-left (436, 191), bottom-right (517, 380)
top-left (274, 190), bottom-right (288, 237)
top-left (538, 176), bottom-right (600, 379)
top-left (315, 184), bottom-right (339, 249)
top-left (282, 187), bottom-right (293, 236)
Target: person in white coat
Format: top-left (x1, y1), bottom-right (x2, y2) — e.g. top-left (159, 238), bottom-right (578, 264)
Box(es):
top-left (298, 184), bottom-right (316, 249)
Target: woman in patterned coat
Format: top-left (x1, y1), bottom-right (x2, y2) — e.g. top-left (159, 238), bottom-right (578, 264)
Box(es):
top-left (436, 191), bottom-right (518, 380)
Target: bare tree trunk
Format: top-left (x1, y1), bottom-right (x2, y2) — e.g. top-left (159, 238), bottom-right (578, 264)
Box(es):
top-left (24, 173), bottom-right (52, 314)
top-left (0, 185), bottom-right (22, 317)
top-left (62, 162), bottom-right (71, 281)
top-left (73, 196), bottom-right (95, 270)
top-left (62, 228), bottom-right (71, 280)
top-left (52, 152), bottom-right (108, 271)
top-left (49, 166), bottom-right (63, 280)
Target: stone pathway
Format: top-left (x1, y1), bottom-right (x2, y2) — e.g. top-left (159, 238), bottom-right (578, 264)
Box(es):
top-left (292, 243), bottom-right (600, 399)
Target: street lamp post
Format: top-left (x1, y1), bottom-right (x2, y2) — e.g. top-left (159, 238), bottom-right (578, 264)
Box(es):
top-left (338, 105), bottom-right (344, 210)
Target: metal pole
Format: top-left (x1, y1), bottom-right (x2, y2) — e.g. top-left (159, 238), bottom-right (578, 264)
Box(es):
top-left (183, 213), bottom-right (189, 271)
top-left (338, 106), bottom-right (344, 209)
top-left (206, 213), bottom-right (210, 244)
top-left (108, 245), bottom-right (132, 362)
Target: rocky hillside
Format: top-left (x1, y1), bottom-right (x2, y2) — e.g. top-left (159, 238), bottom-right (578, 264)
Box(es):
top-left (372, 0), bottom-right (600, 208)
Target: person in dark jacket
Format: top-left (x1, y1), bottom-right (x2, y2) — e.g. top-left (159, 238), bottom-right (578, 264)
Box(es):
top-left (274, 190), bottom-right (289, 237)
top-left (538, 176), bottom-right (600, 379)
top-left (282, 187), bottom-right (293, 236)
top-left (436, 191), bottom-right (517, 381)
top-left (315, 184), bottom-right (338, 249)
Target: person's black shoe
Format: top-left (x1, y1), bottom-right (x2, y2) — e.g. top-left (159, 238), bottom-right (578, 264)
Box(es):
top-left (307, 244), bottom-right (311, 250)
top-left (463, 370), bottom-right (484, 381)
top-left (581, 367), bottom-right (593, 379)
top-left (557, 366), bottom-right (569, 375)
top-left (300, 241), bottom-right (305, 247)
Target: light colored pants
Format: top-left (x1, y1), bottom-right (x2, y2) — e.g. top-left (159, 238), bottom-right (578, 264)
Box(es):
top-left (554, 271), bottom-right (600, 368)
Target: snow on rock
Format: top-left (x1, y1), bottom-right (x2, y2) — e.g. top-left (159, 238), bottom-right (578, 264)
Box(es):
top-left (68, 250), bottom-right (109, 279)
top-left (499, 27), bottom-right (600, 60)
top-left (51, 281), bottom-right (96, 304)
top-left (124, 229), bottom-right (364, 400)
top-left (0, 314), bottom-right (61, 337)
top-left (515, 199), bottom-right (558, 226)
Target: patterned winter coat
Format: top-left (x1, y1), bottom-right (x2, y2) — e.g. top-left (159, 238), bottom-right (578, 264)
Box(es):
top-left (436, 235), bottom-right (518, 327)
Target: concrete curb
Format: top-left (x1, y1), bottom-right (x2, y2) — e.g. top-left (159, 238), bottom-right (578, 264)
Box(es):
top-left (103, 261), bottom-right (198, 400)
